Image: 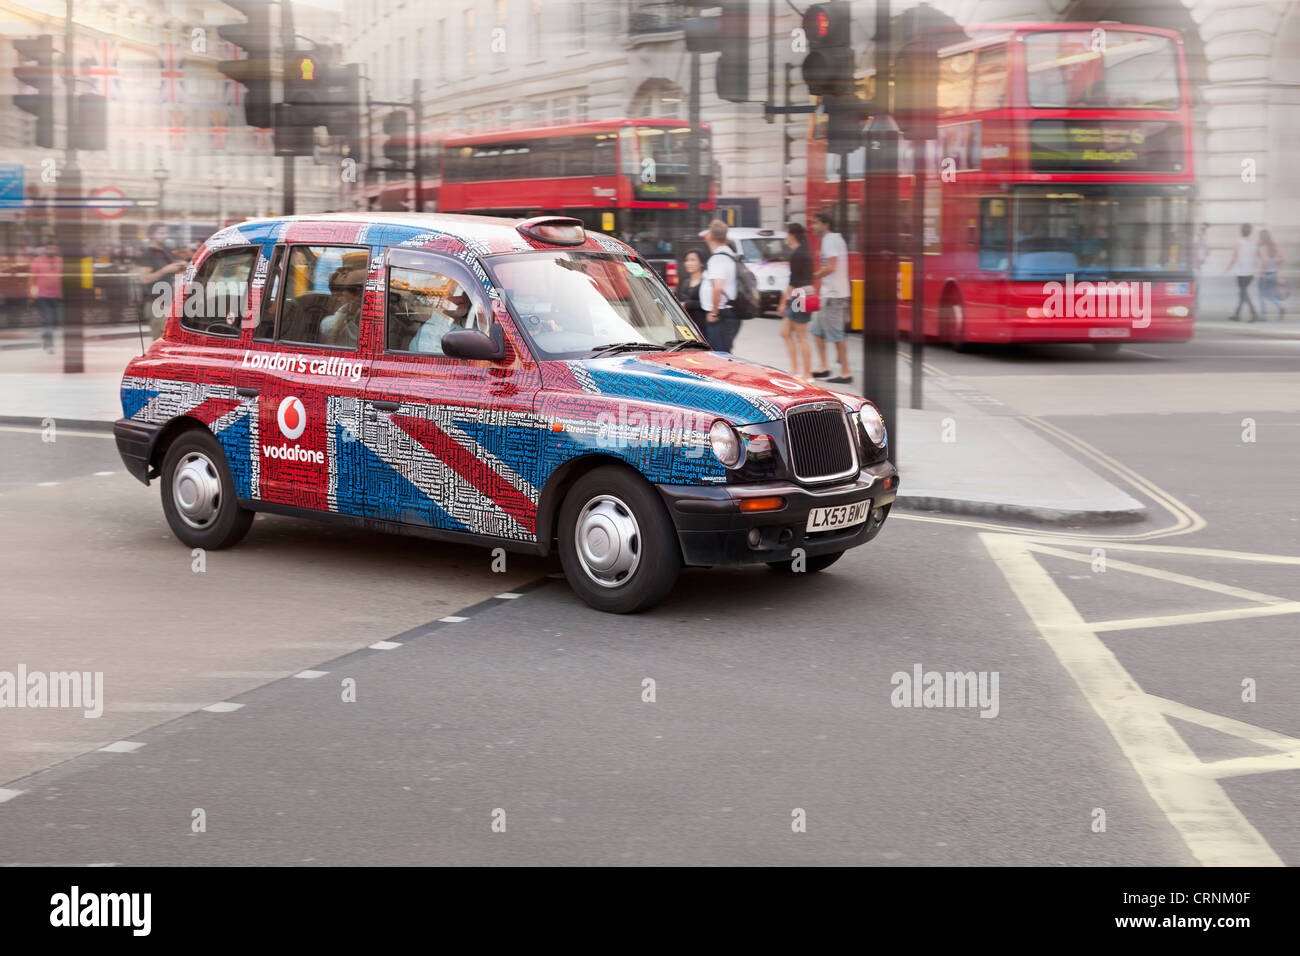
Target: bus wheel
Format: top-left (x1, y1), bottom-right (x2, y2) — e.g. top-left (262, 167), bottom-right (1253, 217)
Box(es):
top-left (943, 298), bottom-right (972, 353)
top-left (1093, 342), bottom-right (1122, 357)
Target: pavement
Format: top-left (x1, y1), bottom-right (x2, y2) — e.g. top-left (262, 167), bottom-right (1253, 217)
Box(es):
top-left (0, 316), bottom-right (1206, 526)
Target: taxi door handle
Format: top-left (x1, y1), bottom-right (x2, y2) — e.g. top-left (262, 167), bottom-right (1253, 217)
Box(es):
top-left (236, 386), bottom-right (259, 398)
top-left (371, 401), bottom-right (400, 412)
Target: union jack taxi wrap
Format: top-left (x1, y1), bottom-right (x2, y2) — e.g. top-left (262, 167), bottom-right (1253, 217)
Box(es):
top-left (116, 212), bottom-right (897, 612)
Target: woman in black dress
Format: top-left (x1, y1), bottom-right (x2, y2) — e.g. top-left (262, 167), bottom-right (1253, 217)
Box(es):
top-left (677, 248), bottom-right (707, 333)
top-left (777, 222), bottom-right (813, 379)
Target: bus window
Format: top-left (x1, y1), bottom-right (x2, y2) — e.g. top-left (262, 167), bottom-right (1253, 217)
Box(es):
top-left (938, 52), bottom-right (975, 117)
top-left (972, 45), bottom-right (1007, 111)
top-left (979, 198), bottom-right (1008, 271)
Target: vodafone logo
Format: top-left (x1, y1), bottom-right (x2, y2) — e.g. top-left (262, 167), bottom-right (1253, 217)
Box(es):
top-left (277, 396), bottom-right (307, 440)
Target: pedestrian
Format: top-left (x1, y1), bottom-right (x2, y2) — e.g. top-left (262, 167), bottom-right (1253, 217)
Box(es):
top-left (138, 224), bottom-right (187, 340)
top-left (701, 219), bottom-right (741, 352)
top-left (29, 243), bottom-right (63, 353)
top-left (1194, 222), bottom-right (1209, 312)
top-left (676, 248), bottom-right (708, 332)
top-left (1256, 229), bottom-right (1287, 321)
top-left (1224, 222), bottom-right (1260, 323)
top-left (809, 212), bottom-right (852, 383)
top-left (777, 222), bottom-right (813, 379)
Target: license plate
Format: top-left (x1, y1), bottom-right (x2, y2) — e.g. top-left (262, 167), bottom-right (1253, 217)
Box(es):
top-left (1088, 326), bottom-right (1131, 339)
top-left (806, 500), bottom-right (871, 533)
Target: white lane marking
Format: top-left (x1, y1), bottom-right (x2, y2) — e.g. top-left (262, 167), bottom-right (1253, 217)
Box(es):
top-left (982, 532), bottom-right (1284, 866)
top-left (369, 640), bottom-right (402, 650)
top-left (439, 616), bottom-right (468, 623)
top-left (0, 789), bottom-right (24, 803)
top-left (1148, 695), bottom-right (1300, 753)
top-left (202, 702), bottom-right (245, 713)
top-left (37, 481), bottom-right (59, 487)
top-left (1091, 602), bottom-right (1300, 633)
top-left (495, 592), bottom-right (522, 600)
top-left (93, 471), bottom-right (115, 476)
top-left (99, 741), bottom-right (146, 754)
top-left (293, 670), bottom-right (328, 679)
top-left (1189, 752), bottom-right (1300, 778)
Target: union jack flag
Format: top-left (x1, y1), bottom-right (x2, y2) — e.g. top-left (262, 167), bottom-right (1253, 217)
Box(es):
top-left (166, 109), bottom-right (187, 150)
top-left (210, 110), bottom-right (230, 150)
top-left (157, 43), bottom-right (187, 104)
top-left (82, 40), bottom-right (122, 99)
top-left (219, 40), bottom-right (245, 107)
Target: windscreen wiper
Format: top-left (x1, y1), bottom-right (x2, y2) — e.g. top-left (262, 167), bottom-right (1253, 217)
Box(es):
top-left (664, 338), bottom-right (711, 352)
top-left (586, 341), bottom-right (662, 356)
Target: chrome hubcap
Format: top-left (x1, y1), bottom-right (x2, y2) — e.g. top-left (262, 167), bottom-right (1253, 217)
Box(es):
top-left (574, 494), bottom-right (641, 589)
top-left (172, 451), bottom-right (222, 530)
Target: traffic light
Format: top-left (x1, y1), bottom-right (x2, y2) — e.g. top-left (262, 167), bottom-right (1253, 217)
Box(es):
top-left (825, 94), bottom-right (868, 155)
top-left (682, 0), bottom-right (749, 103)
top-left (12, 35), bottom-right (55, 149)
top-left (894, 3), bottom-right (957, 142)
top-left (321, 62), bottom-right (362, 157)
top-left (382, 110), bottom-right (410, 168)
top-left (70, 93), bottom-right (107, 151)
top-left (217, 0), bottom-right (275, 129)
top-left (801, 1), bottom-right (854, 97)
top-left (275, 49), bottom-right (320, 155)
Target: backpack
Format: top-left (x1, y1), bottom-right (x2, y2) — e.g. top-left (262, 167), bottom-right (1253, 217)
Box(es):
top-left (710, 247), bottom-right (760, 320)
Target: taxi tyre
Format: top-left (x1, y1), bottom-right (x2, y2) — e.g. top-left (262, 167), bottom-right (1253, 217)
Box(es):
top-left (159, 429), bottom-right (254, 550)
top-left (557, 466), bottom-right (681, 614)
top-left (767, 550), bottom-right (845, 573)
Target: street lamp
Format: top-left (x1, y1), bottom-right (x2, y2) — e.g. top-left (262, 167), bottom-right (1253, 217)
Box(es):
top-left (152, 161), bottom-right (170, 221)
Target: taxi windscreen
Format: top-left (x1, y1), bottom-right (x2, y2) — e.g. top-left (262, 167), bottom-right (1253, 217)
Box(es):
top-left (489, 251), bottom-right (700, 359)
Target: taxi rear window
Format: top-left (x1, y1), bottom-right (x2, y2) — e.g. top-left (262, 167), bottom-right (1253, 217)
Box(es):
top-left (179, 247), bottom-right (257, 338)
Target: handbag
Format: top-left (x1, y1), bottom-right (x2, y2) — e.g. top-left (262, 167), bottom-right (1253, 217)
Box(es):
top-left (799, 286), bottom-right (821, 313)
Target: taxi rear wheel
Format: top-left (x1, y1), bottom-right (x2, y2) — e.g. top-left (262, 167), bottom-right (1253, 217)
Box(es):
top-left (557, 466), bottom-right (680, 613)
top-left (160, 429), bottom-right (253, 550)
top-left (767, 551), bottom-right (845, 573)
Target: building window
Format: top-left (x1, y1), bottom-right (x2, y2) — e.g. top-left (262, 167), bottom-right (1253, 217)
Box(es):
top-left (576, 94), bottom-right (589, 121)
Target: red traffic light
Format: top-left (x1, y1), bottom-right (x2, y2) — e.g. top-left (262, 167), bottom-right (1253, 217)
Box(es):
top-left (815, 11), bottom-right (830, 38)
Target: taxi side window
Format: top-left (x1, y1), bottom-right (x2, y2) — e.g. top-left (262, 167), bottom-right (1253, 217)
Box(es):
top-left (385, 263), bottom-right (488, 356)
top-left (277, 244), bottom-right (370, 351)
top-left (252, 245), bottom-right (284, 341)
top-left (179, 247), bottom-right (257, 338)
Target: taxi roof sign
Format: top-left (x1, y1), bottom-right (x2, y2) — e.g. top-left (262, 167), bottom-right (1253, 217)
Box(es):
top-left (517, 216), bottom-right (586, 246)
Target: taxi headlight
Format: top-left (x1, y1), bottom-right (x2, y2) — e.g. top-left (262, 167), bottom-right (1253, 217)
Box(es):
top-left (709, 420), bottom-right (744, 467)
top-left (858, 405), bottom-right (886, 447)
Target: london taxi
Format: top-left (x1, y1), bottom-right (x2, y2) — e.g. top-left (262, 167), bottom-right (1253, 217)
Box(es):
top-left (114, 213), bottom-right (897, 613)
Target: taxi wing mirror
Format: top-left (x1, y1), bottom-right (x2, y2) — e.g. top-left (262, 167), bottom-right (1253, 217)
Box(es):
top-left (441, 325), bottom-right (506, 361)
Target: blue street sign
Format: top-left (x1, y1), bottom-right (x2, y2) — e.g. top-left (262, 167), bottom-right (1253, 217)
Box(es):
top-left (0, 164), bottom-right (23, 209)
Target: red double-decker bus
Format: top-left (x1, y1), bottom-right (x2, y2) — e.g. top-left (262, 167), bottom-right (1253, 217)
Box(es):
top-left (438, 118), bottom-right (714, 268)
top-left (808, 23), bottom-right (1196, 352)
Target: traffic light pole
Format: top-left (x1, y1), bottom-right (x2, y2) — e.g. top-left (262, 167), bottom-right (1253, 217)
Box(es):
top-left (688, 50), bottom-right (700, 227)
top-left (910, 149), bottom-right (925, 410)
top-left (282, 0), bottom-right (296, 215)
top-left (862, 0), bottom-right (898, 460)
top-left (61, 0), bottom-right (83, 374)
top-left (412, 78), bottom-right (422, 213)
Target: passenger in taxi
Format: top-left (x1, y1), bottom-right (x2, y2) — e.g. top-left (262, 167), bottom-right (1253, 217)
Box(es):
top-left (409, 287), bottom-right (476, 354)
top-left (319, 264), bottom-right (365, 348)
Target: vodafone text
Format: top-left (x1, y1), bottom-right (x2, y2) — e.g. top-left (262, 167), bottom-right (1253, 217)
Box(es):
top-left (241, 350), bottom-right (365, 383)
top-left (50, 886), bottom-right (151, 936)
top-left (262, 443), bottom-right (325, 465)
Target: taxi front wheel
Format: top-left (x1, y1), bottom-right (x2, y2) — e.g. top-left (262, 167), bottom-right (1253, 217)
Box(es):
top-left (558, 466), bottom-right (680, 614)
top-left (160, 429), bottom-right (254, 550)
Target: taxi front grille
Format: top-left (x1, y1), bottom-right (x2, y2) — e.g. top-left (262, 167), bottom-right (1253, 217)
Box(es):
top-left (785, 404), bottom-right (856, 483)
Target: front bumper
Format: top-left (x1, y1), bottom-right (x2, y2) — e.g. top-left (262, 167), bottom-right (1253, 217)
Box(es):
top-left (114, 418), bottom-right (163, 485)
top-left (657, 460), bottom-right (899, 567)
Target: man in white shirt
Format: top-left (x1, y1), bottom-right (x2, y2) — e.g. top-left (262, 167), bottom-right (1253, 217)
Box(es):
top-left (701, 219), bottom-right (740, 351)
top-left (810, 212), bottom-right (852, 383)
